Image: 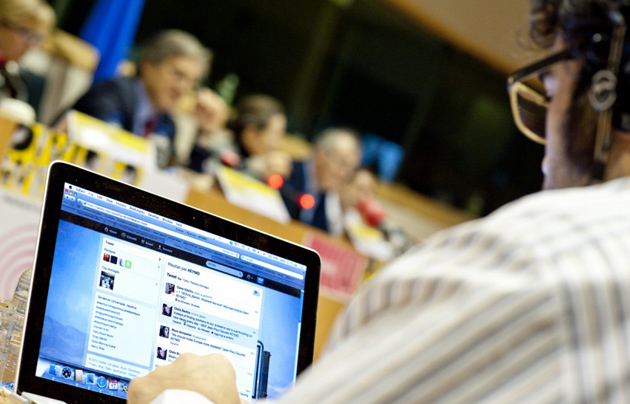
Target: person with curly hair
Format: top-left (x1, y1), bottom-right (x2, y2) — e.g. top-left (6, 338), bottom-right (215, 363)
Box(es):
top-left (128, 1), bottom-right (630, 403)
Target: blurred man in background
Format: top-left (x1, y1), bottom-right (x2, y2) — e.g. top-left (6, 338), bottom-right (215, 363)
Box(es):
top-left (340, 167), bottom-right (378, 217)
top-left (71, 29), bottom-right (211, 167)
top-left (0, 0), bottom-right (55, 106)
top-left (340, 168), bottom-right (415, 260)
top-left (129, 0), bottom-right (630, 403)
top-left (282, 127), bottom-right (361, 236)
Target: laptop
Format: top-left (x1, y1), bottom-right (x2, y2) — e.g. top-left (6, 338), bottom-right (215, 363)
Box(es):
top-left (16, 161), bottom-right (320, 403)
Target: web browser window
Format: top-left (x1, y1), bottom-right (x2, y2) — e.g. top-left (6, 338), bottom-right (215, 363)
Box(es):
top-left (36, 183), bottom-right (307, 400)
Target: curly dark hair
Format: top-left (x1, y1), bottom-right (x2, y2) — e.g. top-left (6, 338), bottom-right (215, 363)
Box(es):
top-left (529, 0), bottom-right (624, 47)
top-left (528, 0), bottom-right (628, 177)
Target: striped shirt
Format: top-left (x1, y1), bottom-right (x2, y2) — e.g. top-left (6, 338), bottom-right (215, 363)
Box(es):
top-left (276, 177), bottom-right (630, 404)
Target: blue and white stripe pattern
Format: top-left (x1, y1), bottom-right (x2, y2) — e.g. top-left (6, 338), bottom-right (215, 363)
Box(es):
top-left (279, 177), bottom-right (630, 404)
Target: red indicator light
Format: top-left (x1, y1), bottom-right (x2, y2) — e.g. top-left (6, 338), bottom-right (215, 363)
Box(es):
top-left (267, 174), bottom-right (284, 189)
top-left (300, 194), bottom-right (315, 210)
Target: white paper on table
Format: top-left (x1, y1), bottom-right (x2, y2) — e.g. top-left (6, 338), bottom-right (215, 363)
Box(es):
top-left (139, 168), bottom-right (191, 203)
top-left (215, 166), bottom-right (290, 224)
top-left (344, 209), bottom-right (393, 262)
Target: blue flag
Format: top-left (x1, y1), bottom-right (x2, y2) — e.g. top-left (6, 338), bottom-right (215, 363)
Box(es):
top-left (80, 0), bottom-right (146, 83)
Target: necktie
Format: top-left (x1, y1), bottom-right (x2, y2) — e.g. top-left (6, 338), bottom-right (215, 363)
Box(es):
top-left (143, 116), bottom-right (158, 138)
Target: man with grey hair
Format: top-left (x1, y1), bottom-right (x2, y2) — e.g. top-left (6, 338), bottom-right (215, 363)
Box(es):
top-left (71, 29), bottom-right (212, 166)
top-left (281, 127), bottom-right (361, 235)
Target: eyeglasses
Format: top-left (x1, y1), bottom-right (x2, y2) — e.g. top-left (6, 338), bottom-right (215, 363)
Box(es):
top-left (1, 20), bottom-right (45, 45)
top-left (507, 47), bottom-right (582, 145)
top-left (323, 149), bottom-right (360, 175)
top-left (508, 8), bottom-right (626, 182)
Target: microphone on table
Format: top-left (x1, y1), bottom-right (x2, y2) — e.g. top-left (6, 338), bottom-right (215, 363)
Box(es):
top-left (219, 150), bottom-right (241, 168)
top-left (357, 196), bottom-right (387, 229)
top-left (356, 196), bottom-right (415, 255)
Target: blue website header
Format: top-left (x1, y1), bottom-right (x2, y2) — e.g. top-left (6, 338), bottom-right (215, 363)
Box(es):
top-left (61, 183), bottom-right (306, 288)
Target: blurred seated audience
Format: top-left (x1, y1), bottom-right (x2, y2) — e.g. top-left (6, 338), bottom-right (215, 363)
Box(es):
top-left (189, 94), bottom-right (290, 180)
top-left (282, 127), bottom-right (361, 236)
top-left (187, 90), bottom-right (236, 174)
top-left (341, 168), bottom-right (415, 258)
top-left (194, 87), bottom-right (230, 147)
top-left (340, 167), bottom-right (379, 226)
top-left (229, 94), bottom-right (290, 179)
top-left (170, 86), bottom-right (229, 166)
top-left (69, 30), bottom-right (212, 168)
top-left (0, 0), bottom-right (55, 109)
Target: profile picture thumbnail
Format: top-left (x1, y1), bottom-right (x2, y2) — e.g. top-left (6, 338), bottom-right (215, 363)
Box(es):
top-left (103, 253), bottom-right (118, 265)
top-left (165, 283), bottom-right (175, 295)
top-left (99, 271), bottom-right (115, 290)
top-left (156, 347), bottom-right (167, 360)
top-left (162, 304), bottom-right (172, 317)
top-left (159, 325), bottom-right (170, 339)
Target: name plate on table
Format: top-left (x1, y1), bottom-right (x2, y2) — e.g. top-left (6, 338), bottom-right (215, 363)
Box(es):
top-left (215, 166), bottom-right (291, 224)
top-left (66, 110), bottom-right (155, 185)
top-left (345, 219), bottom-right (393, 262)
top-left (303, 233), bottom-right (368, 302)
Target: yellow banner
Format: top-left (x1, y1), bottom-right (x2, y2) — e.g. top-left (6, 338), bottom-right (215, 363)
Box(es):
top-left (1, 112), bottom-right (153, 199)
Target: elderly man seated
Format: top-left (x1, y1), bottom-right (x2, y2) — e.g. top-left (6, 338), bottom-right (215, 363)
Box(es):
top-left (282, 127), bottom-right (361, 236)
top-left (70, 29), bottom-right (213, 168)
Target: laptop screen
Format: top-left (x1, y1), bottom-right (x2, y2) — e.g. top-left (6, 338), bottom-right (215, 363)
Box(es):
top-left (33, 180), bottom-right (311, 401)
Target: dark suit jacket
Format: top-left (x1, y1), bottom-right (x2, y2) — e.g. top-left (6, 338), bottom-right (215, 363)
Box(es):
top-left (20, 69), bottom-right (46, 118)
top-left (72, 76), bottom-right (176, 140)
top-left (282, 160), bottom-right (330, 233)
